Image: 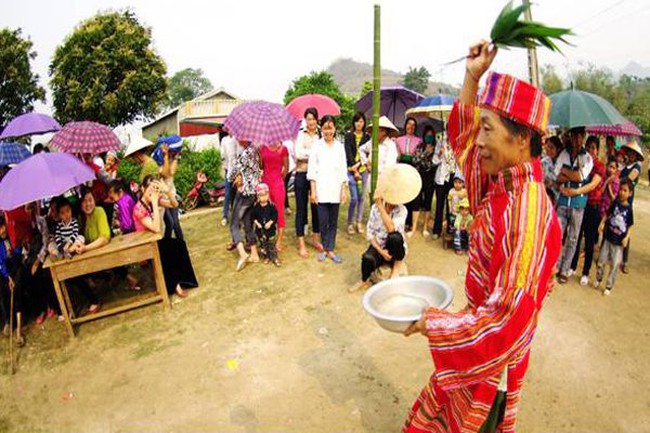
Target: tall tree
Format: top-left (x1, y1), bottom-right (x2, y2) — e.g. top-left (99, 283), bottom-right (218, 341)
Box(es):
top-left (284, 71), bottom-right (355, 129)
top-left (360, 80), bottom-right (373, 98)
top-left (402, 66), bottom-right (430, 94)
top-left (540, 64), bottom-right (564, 95)
top-left (166, 67), bottom-right (213, 109)
top-left (49, 10), bottom-right (167, 126)
top-left (0, 28), bottom-right (45, 126)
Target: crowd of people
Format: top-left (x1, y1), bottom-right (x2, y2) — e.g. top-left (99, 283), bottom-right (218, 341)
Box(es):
top-left (0, 136), bottom-right (197, 345)
top-left (542, 129), bottom-right (643, 294)
top-left (219, 104), bottom-right (645, 299)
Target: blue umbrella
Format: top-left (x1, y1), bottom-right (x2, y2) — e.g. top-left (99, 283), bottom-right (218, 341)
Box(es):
top-left (406, 94), bottom-right (456, 120)
top-left (0, 142), bottom-right (32, 167)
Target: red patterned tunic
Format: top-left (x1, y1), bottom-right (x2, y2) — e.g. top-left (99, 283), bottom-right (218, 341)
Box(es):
top-left (403, 102), bottom-right (562, 433)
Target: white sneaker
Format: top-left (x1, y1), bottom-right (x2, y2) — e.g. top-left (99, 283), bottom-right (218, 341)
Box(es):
top-left (432, 234), bottom-right (440, 240)
top-left (594, 280), bottom-right (601, 289)
top-left (221, 218), bottom-right (227, 227)
top-left (423, 230), bottom-right (431, 238)
top-left (566, 269), bottom-right (576, 277)
top-left (603, 288), bottom-right (611, 296)
top-left (580, 275), bottom-right (589, 286)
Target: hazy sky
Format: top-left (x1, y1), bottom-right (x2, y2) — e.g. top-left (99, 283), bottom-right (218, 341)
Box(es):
top-left (3, 0), bottom-right (650, 110)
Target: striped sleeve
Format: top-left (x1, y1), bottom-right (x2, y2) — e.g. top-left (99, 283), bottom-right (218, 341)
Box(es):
top-left (424, 183), bottom-right (560, 390)
top-left (447, 102), bottom-right (488, 215)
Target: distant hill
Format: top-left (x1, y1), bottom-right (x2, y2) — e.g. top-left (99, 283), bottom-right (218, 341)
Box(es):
top-left (620, 61), bottom-right (650, 79)
top-left (327, 58), bottom-right (458, 98)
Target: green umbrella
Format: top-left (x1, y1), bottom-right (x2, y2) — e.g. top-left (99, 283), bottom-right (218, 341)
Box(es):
top-left (549, 89), bottom-right (627, 129)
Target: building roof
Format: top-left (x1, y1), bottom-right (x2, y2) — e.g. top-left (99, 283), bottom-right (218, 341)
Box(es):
top-left (142, 87), bottom-right (240, 129)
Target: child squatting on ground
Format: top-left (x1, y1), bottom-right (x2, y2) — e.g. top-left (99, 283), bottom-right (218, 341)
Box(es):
top-left (252, 183), bottom-right (280, 267)
top-left (596, 178), bottom-right (634, 296)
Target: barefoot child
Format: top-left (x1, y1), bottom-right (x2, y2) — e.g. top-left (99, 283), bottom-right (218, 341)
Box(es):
top-left (252, 184), bottom-right (280, 266)
top-left (596, 178), bottom-right (633, 296)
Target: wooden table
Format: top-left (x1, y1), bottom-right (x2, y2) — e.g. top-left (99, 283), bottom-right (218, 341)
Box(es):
top-left (44, 231), bottom-right (171, 337)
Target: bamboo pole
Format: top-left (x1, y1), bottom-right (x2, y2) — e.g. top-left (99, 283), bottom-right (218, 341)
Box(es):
top-left (523, 0), bottom-right (540, 87)
top-left (370, 4), bottom-right (381, 197)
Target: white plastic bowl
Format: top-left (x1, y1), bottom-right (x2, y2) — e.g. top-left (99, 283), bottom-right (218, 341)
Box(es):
top-left (362, 276), bottom-right (454, 333)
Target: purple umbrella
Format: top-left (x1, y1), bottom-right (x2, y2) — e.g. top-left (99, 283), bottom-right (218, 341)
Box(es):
top-left (224, 101), bottom-right (301, 145)
top-left (0, 152), bottom-right (95, 211)
top-left (0, 113), bottom-right (61, 139)
top-left (50, 121), bottom-right (121, 155)
top-left (355, 86), bottom-right (425, 131)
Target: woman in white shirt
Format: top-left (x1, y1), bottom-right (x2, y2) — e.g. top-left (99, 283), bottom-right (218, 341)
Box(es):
top-left (293, 108), bottom-right (323, 258)
top-left (432, 138), bottom-right (457, 239)
top-left (359, 116), bottom-right (399, 175)
top-left (307, 115), bottom-right (348, 263)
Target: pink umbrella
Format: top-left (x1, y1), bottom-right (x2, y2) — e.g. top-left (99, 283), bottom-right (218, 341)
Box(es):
top-left (224, 101), bottom-right (301, 145)
top-left (586, 121), bottom-right (642, 137)
top-left (50, 121), bottom-right (121, 154)
top-left (286, 94), bottom-right (341, 119)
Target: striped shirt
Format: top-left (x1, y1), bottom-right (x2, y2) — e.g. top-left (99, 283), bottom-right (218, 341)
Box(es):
top-left (55, 218), bottom-right (81, 250)
top-left (403, 102), bottom-right (562, 433)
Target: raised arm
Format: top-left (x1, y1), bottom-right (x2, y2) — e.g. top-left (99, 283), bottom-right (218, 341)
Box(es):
top-left (447, 41), bottom-right (497, 213)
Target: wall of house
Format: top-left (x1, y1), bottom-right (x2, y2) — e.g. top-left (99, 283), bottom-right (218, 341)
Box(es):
top-left (205, 91), bottom-right (235, 102)
top-left (142, 114), bottom-right (178, 139)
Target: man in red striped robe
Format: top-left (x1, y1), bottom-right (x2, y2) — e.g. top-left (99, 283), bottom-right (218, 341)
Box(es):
top-left (403, 41), bottom-right (562, 433)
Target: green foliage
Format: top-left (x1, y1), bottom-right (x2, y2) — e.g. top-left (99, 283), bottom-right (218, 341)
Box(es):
top-left (284, 70), bottom-right (356, 132)
top-left (490, 0), bottom-right (572, 53)
top-left (0, 28), bottom-right (45, 126)
top-left (166, 67), bottom-right (213, 110)
top-left (541, 64), bottom-right (564, 95)
top-left (117, 146), bottom-right (222, 199)
top-left (402, 66), bottom-right (431, 95)
top-left (116, 157), bottom-right (140, 185)
top-left (49, 10), bottom-right (167, 126)
top-left (174, 147), bottom-right (222, 199)
top-left (360, 80), bottom-right (373, 98)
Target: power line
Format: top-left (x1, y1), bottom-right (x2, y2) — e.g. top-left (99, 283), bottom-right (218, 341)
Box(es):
top-left (573, 0), bottom-right (630, 28)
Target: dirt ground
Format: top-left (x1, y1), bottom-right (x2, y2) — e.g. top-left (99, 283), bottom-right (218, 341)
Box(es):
top-left (1, 186), bottom-right (649, 433)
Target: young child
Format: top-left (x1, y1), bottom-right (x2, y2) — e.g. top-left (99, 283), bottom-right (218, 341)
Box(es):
top-left (1, 216), bottom-right (23, 345)
top-left (453, 198), bottom-right (473, 255)
top-left (596, 178), bottom-right (633, 296)
top-left (108, 180), bottom-right (136, 235)
top-left (252, 183), bottom-right (280, 267)
top-left (599, 157), bottom-right (620, 220)
top-left (447, 175), bottom-right (468, 232)
top-left (54, 200), bottom-right (84, 259)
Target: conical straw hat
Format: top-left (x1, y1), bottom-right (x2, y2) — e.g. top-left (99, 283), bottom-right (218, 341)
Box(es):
top-left (376, 163), bottom-right (422, 205)
top-left (367, 116), bottom-right (400, 134)
top-left (622, 140), bottom-right (645, 161)
top-left (123, 135), bottom-right (154, 157)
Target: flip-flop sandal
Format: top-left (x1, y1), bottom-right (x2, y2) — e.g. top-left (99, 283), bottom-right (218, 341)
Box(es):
top-left (88, 304), bottom-right (102, 314)
top-left (317, 253), bottom-right (327, 262)
top-left (314, 243), bottom-right (325, 252)
top-left (329, 254), bottom-right (343, 264)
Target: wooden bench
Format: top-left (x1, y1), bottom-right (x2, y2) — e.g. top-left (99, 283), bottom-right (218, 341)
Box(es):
top-left (43, 231), bottom-right (171, 338)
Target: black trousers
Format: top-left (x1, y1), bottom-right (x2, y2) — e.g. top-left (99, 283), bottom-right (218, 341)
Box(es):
top-left (294, 172), bottom-right (320, 237)
top-left (317, 203), bottom-right (340, 252)
top-left (164, 207), bottom-right (184, 240)
top-left (413, 170), bottom-right (436, 212)
top-left (433, 181), bottom-right (452, 235)
top-left (571, 203), bottom-right (601, 276)
top-left (361, 232), bottom-right (406, 281)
